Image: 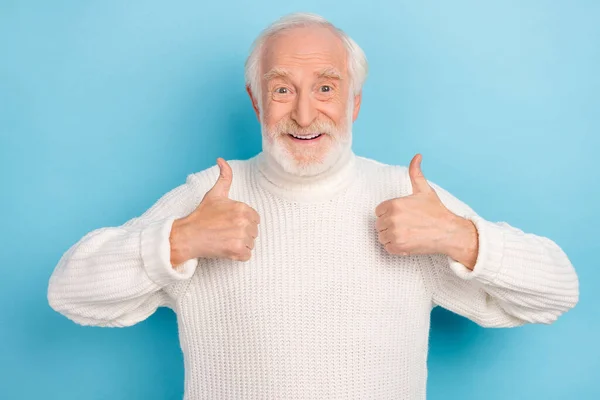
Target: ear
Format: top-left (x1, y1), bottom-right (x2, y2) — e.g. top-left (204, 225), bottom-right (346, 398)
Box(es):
top-left (246, 85), bottom-right (261, 121)
top-left (352, 92), bottom-right (362, 122)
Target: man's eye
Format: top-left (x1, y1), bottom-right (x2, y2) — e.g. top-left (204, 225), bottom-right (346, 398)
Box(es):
top-left (275, 87), bottom-right (288, 94)
top-left (320, 85), bottom-right (332, 92)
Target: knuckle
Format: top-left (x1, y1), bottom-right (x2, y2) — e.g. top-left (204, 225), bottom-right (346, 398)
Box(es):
top-left (385, 243), bottom-right (405, 255)
top-left (234, 241), bottom-right (247, 255)
top-left (234, 202), bottom-right (247, 215)
top-left (384, 243), bottom-right (395, 254)
top-left (243, 210), bottom-right (255, 222)
top-left (247, 228), bottom-right (258, 239)
top-left (234, 216), bottom-right (247, 228)
top-left (226, 240), bottom-right (246, 257)
top-left (233, 245), bottom-right (251, 261)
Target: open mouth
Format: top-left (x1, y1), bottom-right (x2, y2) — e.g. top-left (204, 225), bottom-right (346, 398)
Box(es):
top-left (288, 133), bottom-right (323, 141)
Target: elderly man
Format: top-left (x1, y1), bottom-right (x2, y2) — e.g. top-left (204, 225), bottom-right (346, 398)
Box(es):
top-left (48, 12), bottom-right (579, 400)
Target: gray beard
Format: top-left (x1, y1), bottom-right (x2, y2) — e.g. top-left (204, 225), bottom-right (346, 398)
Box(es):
top-left (260, 130), bottom-right (352, 177)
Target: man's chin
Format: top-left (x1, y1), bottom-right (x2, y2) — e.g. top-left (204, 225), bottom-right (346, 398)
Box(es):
top-left (271, 147), bottom-right (346, 177)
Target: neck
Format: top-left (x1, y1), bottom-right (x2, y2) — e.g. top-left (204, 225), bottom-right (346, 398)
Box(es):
top-left (254, 146), bottom-right (357, 202)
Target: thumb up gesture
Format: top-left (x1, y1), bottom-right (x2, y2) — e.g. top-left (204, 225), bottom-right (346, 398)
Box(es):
top-left (170, 158), bottom-right (260, 265)
top-left (374, 154), bottom-right (456, 256)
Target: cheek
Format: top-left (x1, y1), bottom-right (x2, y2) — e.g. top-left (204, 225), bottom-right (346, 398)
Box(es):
top-left (264, 102), bottom-right (290, 127)
top-left (319, 101), bottom-right (347, 126)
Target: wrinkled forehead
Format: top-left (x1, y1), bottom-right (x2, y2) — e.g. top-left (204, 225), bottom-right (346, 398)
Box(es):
top-left (260, 26), bottom-right (348, 80)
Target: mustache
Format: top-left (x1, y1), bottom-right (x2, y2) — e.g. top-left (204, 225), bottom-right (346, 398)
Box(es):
top-left (270, 117), bottom-right (336, 136)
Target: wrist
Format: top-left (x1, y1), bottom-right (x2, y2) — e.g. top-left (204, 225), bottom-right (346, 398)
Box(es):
top-left (441, 214), bottom-right (479, 270)
top-left (169, 218), bottom-right (192, 267)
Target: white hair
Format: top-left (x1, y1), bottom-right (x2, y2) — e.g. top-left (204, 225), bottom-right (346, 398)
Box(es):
top-left (244, 12), bottom-right (368, 110)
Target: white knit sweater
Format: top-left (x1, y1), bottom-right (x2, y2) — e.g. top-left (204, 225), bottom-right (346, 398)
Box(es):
top-left (47, 150), bottom-right (579, 399)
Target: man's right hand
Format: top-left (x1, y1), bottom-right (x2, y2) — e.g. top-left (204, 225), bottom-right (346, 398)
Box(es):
top-left (169, 158), bottom-right (260, 266)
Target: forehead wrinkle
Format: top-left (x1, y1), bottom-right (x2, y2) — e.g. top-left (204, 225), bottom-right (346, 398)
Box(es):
top-left (270, 52), bottom-right (345, 69)
top-left (262, 64), bottom-right (344, 85)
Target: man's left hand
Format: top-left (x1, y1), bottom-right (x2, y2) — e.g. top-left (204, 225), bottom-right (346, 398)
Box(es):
top-left (375, 154), bottom-right (477, 265)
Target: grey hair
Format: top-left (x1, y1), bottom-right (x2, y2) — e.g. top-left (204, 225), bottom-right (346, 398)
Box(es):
top-left (244, 12), bottom-right (368, 109)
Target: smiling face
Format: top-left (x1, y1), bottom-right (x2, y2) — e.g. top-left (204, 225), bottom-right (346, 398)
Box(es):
top-left (247, 25), bottom-right (362, 176)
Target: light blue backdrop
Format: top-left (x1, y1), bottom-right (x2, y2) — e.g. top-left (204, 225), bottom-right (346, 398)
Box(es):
top-left (1, 1), bottom-right (598, 399)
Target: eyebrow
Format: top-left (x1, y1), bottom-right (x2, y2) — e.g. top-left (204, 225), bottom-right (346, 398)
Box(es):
top-left (263, 67), bottom-right (291, 82)
top-left (316, 67), bottom-right (343, 80)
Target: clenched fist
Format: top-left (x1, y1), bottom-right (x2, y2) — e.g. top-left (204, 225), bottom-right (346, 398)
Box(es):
top-left (170, 158), bottom-right (260, 265)
top-left (375, 154), bottom-right (460, 257)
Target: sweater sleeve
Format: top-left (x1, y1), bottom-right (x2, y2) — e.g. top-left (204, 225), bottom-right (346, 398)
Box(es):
top-left (47, 172), bottom-right (207, 328)
top-left (423, 180), bottom-right (580, 328)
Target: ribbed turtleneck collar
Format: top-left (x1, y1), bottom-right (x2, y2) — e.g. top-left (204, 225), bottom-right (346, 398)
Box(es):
top-left (253, 147), bottom-right (358, 202)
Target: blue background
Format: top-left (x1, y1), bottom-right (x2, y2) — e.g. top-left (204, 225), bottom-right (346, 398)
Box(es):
top-left (1, 1), bottom-right (598, 399)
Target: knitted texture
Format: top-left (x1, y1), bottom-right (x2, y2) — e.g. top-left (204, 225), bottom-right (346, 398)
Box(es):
top-left (48, 152), bottom-right (579, 399)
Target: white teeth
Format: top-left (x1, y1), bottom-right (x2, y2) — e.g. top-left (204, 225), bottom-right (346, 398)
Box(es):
top-left (290, 133), bottom-right (321, 140)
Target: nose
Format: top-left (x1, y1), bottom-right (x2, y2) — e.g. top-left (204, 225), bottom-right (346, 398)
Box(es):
top-left (290, 89), bottom-right (318, 128)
